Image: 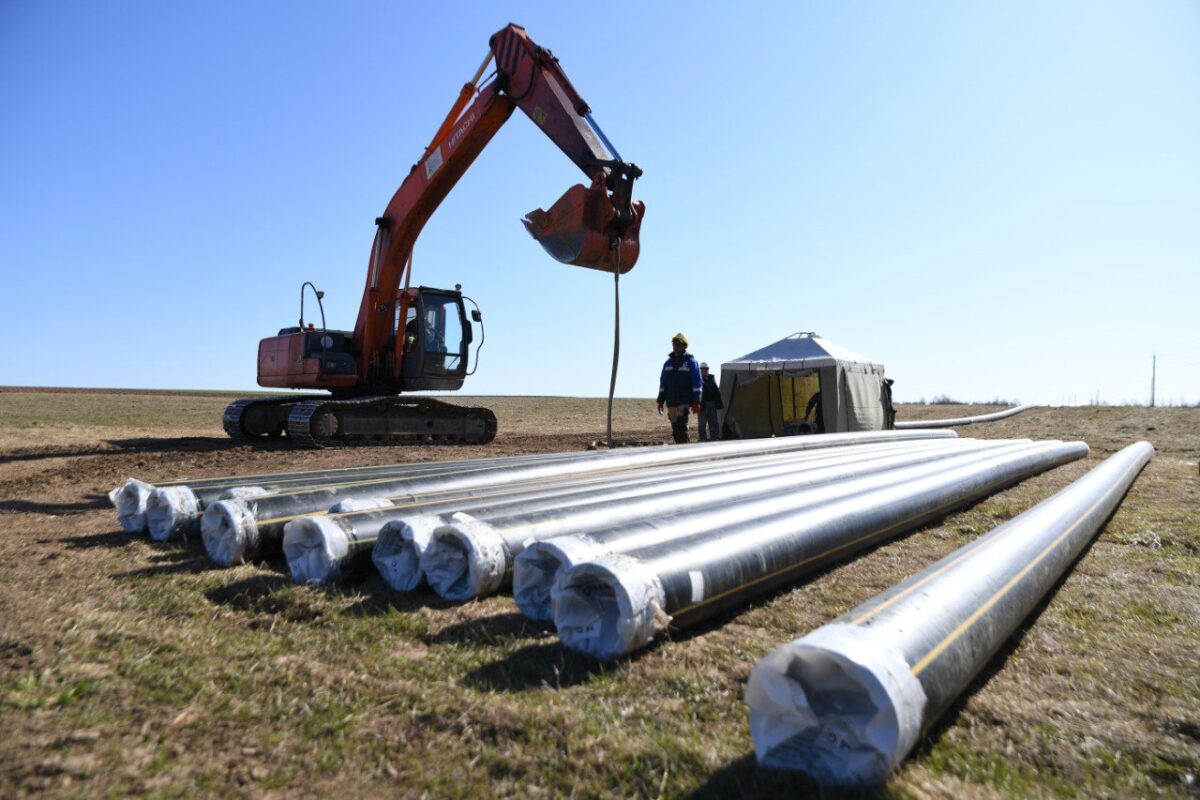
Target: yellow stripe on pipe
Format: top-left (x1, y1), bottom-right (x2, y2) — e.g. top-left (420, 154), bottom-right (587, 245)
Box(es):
top-left (908, 458), bottom-right (1143, 676)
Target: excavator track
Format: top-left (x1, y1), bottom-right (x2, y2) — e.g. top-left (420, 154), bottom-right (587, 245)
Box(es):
top-left (285, 396), bottom-right (497, 448)
top-left (222, 395), bottom-right (327, 441)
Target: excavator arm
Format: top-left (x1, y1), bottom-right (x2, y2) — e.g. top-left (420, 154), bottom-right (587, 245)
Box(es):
top-left (354, 23), bottom-right (645, 381)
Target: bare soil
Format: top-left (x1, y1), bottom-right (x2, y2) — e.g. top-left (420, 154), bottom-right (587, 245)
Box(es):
top-left (0, 389), bottom-right (1196, 798)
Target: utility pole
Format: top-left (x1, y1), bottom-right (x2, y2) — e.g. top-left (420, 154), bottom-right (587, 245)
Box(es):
top-left (1150, 353), bottom-right (1156, 408)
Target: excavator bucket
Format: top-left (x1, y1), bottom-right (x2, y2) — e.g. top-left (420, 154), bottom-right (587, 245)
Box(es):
top-left (523, 182), bottom-right (644, 274)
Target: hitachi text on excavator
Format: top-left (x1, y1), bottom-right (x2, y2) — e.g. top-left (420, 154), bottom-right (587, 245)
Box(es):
top-left (223, 24), bottom-right (644, 447)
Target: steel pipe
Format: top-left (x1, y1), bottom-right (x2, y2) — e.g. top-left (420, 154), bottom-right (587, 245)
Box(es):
top-left (202, 431), bottom-right (956, 565)
top-left (287, 440), bottom-right (954, 586)
top-left (552, 440), bottom-right (1089, 661)
top-left (516, 440), bottom-right (1037, 621)
top-left (373, 441), bottom-right (978, 592)
top-left (422, 440), bottom-right (1022, 604)
top-left (744, 441), bottom-right (1151, 786)
top-left (893, 403), bottom-right (1035, 429)
top-left (119, 450), bottom-right (589, 537)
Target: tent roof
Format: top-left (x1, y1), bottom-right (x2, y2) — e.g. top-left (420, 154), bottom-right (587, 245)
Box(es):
top-left (721, 332), bottom-right (884, 372)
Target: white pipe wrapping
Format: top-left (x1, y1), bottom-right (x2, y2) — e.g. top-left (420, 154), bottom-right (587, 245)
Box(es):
top-left (552, 441), bottom-right (1089, 661)
top-left (147, 485), bottom-right (272, 542)
top-left (745, 441), bottom-right (1152, 787)
top-left (282, 498), bottom-right (395, 583)
top-left (109, 479), bottom-right (155, 533)
top-left (422, 440), bottom-right (1023, 604)
top-left (373, 516), bottom-right (446, 591)
top-left (893, 403), bottom-right (1035, 429)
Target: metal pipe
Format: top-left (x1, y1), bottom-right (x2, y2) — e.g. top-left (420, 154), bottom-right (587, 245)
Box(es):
top-left (119, 450), bottom-right (591, 537)
top-left (552, 440), bottom-right (1089, 661)
top-left (422, 440), bottom-right (1023, 604)
top-left (510, 445), bottom-right (1040, 619)
top-left (289, 440), bottom-right (956, 586)
top-left (744, 441), bottom-right (1152, 787)
top-left (372, 441), bottom-right (975, 591)
top-left (893, 403), bottom-right (1036, 429)
top-left (202, 431), bottom-right (956, 565)
top-left (514, 440), bottom-right (1036, 621)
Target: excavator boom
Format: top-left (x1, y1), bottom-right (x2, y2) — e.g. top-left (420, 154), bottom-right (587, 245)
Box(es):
top-left (356, 23), bottom-right (643, 370)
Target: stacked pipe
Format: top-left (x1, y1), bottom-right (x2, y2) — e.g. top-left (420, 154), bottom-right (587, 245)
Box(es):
top-left (108, 450), bottom-right (607, 540)
top-left (745, 442), bottom-right (1152, 786)
top-left (330, 439), bottom-right (993, 590)
top-left (420, 439), bottom-right (1021, 604)
top-left (286, 441), bottom-right (961, 584)
top-left (199, 431), bottom-right (957, 567)
top-left (548, 439), bottom-right (1089, 660)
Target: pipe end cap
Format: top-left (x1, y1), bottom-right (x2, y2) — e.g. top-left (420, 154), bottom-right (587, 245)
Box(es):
top-left (514, 535), bottom-right (607, 623)
top-left (745, 623), bottom-right (927, 787)
top-left (201, 498), bottom-right (259, 566)
top-left (553, 553), bottom-right (667, 661)
top-left (283, 516), bottom-right (351, 584)
top-left (110, 479), bottom-right (154, 533)
top-left (422, 514), bottom-right (506, 602)
top-left (373, 517), bottom-right (436, 592)
top-left (145, 486), bottom-right (201, 542)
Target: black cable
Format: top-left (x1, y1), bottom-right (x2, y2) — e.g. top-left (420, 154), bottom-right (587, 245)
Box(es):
top-left (606, 242), bottom-right (621, 447)
top-left (462, 294), bottom-right (485, 376)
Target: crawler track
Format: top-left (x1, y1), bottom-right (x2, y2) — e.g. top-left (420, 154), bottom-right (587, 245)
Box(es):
top-left (224, 395), bottom-right (496, 447)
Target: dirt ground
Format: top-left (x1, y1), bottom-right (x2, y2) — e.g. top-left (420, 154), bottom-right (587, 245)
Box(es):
top-left (0, 389), bottom-right (1197, 798)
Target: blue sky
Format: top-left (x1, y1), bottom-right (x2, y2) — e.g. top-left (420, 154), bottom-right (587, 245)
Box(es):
top-left (3, 2), bottom-right (1198, 404)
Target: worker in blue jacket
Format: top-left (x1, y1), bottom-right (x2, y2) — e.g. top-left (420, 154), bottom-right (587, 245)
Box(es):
top-left (656, 332), bottom-right (702, 444)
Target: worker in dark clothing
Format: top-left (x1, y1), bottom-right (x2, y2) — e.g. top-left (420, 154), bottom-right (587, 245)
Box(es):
top-left (804, 391), bottom-right (823, 433)
top-left (697, 362), bottom-right (723, 441)
top-left (656, 333), bottom-right (702, 444)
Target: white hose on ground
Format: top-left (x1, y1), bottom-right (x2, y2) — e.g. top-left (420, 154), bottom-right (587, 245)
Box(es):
top-left (893, 403), bottom-right (1036, 429)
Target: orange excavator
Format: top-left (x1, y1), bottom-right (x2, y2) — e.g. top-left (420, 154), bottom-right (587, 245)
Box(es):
top-left (223, 24), bottom-right (644, 447)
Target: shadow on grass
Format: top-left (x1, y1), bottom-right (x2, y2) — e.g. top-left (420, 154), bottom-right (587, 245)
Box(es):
top-left (205, 573), bottom-right (295, 609)
top-left (0, 436), bottom-right (288, 465)
top-left (110, 545), bottom-right (214, 579)
top-left (2, 493), bottom-right (112, 514)
top-left (57, 529), bottom-right (137, 549)
top-left (682, 752), bottom-right (898, 799)
top-left (426, 612), bottom-right (554, 647)
top-left (461, 640), bottom-right (612, 692)
top-left (324, 571), bottom-right (462, 616)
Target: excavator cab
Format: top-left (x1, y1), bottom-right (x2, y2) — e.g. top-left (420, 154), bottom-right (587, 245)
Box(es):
top-left (398, 287), bottom-right (474, 391)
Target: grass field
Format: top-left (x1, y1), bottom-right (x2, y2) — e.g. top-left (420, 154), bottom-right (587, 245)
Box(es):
top-left (0, 389), bottom-right (1197, 798)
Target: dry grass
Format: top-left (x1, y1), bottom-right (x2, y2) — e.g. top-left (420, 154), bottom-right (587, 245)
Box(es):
top-left (0, 391), bottom-right (1196, 798)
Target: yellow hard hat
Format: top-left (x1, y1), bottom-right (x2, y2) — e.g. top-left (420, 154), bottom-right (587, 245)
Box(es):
top-left (672, 332), bottom-right (688, 347)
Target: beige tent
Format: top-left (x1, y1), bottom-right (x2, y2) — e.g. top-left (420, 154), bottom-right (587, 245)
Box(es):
top-left (718, 332), bottom-right (894, 438)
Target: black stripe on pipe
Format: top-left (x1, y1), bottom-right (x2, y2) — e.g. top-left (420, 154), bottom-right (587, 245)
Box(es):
top-left (744, 441), bottom-right (1152, 786)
